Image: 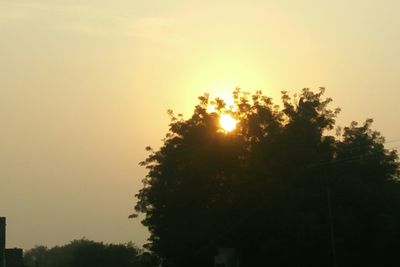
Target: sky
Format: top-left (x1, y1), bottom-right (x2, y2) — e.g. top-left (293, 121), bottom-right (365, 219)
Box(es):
top-left (1, 0), bottom-right (400, 249)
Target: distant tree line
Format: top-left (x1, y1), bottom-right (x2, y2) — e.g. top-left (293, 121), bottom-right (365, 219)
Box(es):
top-left (23, 239), bottom-right (159, 267)
top-left (134, 88), bottom-right (400, 267)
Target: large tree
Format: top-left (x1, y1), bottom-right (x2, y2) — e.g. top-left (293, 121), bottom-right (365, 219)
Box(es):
top-left (135, 88), bottom-right (400, 267)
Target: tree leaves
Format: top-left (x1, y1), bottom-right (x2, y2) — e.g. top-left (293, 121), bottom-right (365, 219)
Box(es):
top-left (135, 88), bottom-right (400, 267)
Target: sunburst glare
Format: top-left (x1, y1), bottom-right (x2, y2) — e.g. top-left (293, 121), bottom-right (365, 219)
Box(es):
top-left (219, 114), bottom-right (237, 132)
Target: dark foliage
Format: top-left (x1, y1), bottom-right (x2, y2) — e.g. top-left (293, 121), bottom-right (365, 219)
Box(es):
top-left (23, 239), bottom-right (159, 267)
top-left (135, 88), bottom-right (400, 267)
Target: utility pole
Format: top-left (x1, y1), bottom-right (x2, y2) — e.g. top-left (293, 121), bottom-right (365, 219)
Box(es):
top-left (326, 173), bottom-right (338, 267)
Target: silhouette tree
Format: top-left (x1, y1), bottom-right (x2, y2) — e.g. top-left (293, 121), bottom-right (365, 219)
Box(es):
top-left (23, 239), bottom-right (159, 267)
top-left (135, 88), bottom-right (399, 267)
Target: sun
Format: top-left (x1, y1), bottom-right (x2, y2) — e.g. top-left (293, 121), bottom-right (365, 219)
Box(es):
top-left (220, 114), bottom-right (237, 132)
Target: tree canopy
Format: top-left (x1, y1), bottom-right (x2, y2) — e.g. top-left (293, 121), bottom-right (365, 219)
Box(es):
top-left (135, 88), bottom-right (400, 267)
top-left (23, 239), bottom-right (159, 267)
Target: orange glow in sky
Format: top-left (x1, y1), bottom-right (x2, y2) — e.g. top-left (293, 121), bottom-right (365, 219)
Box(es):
top-left (1, 0), bottom-right (400, 250)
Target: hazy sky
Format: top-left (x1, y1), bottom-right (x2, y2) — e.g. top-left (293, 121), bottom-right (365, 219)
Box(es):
top-left (1, 0), bottom-right (400, 249)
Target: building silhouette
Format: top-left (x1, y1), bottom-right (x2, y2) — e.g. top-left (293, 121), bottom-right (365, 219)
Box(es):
top-left (0, 218), bottom-right (24, 267)
top-left (1, 218), bottom-right (5, 267)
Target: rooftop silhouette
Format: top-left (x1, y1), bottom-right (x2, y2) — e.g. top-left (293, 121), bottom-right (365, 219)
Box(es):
top-left (0, 218), bottom-right (23, 267)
